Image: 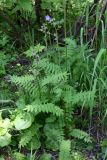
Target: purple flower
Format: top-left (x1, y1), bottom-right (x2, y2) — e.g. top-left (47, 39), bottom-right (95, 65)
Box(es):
top-left (45, 15), bottom-right (52, 22)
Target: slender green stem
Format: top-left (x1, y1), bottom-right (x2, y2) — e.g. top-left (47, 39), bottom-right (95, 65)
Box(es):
top-left (55, 27), bottom-right (60, 65)
top-left (63, 0), bottom-right (68, 71)
top-left (64, 0), bottom-right (67, 39)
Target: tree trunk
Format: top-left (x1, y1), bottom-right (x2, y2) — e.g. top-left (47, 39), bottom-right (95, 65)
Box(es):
top-left (34, 0), bottom-right (41, 25)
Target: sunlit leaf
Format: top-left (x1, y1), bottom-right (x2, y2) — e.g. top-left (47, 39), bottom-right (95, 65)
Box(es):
top-left (0, 133), bottom-right (11, 147)
top-left (14, 113), bottom-right (34, 130)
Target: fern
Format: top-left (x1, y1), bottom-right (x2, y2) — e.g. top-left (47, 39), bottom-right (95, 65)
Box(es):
top-left (72, 91), bottom-right (95, 107)
top-left (59, 140), bottom-right (71, 160)
top-left (65, 38), bottom-right (78, 58)
top-left (10, 75), bottom-right (39, 97)
top-left (33, 58), bottom-right (61, 74)
top-left (10, 63), bottom-right (68, 98)
top-left (12, 152), bottom-right (25, 160)
top-left (10, 75), bottom-right (35, 88)
top-left (9, 42), bottom-right (94, 153)
top-left (19, 123), bottom-right (41, 148)
top-left (51, 86), bottom-right (62, 101)
top-left (71, 129), bottom-right (92, 143)
top-left (63, 90), bottom-right (95, 107)
top-left (65, 38), bottom-right (91, 61)
top-left (19, 130), bottom-right (34, 148)
top-left (40, 153), bottom-right (51, 160)
top-left (41, 72), bottom-right (68, 86)
top-left (44, 118), bottom-right (64, 150)
top-left (26, 103), bottom-right (63, 116)
top-left (62, 84), bottom-right (76, 92)
top-left (71, 152), bottom-right (86, 160)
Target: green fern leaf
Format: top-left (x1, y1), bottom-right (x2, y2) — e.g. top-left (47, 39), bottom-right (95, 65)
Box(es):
top-left (26, 103), bottom-right (63, 116)
top-left (10, 75), bottom-right (35, 88)
top-left (19, 123), bottom-right (41, 148)
top-left (71, 129), bottom-right (92, 143)
top-left (34, 58), bottom-right (61, 74)
top-left (59, 140), bottom-right (71, 160)
top-left (42, 72), bottom-right (68, 86)
top-left (63, 90), bottom-right (95, 107)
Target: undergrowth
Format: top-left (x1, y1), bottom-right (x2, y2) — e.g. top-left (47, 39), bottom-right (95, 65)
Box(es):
top-left (0, 0), bottom-right (107, 159)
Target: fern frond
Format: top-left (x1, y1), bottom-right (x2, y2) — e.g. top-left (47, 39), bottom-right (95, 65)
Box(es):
top-left (19, 129), bottom-right (35, 148)
top-left (10, 75), bottom-right (35, 88)
top-left (72, 91), bottom-right (95, 106)
top-left (64, 38), bottom-right (79, 62)
top-left (71, 129), bottom-right (92, 143)
top-left (63, 90), bottom-right (95, 107)
top-left (44, 122), bottom-right (64, 150)
top-left (10, 75), bottom-right (39, 97)
top-left (59, 140), bottom-right (71, 160)
top-left (33, 58), bottom-right (61, 74)
top-left (62, 84), bottom-right (76, 92)
top-left (26, 103), bottom-right (63, 116)
top-left (42, 72), bottom-right (68, 86)
top-left (19, 123), bottom-right (40, 148)
top-left (51, 86), bottom-right (62, 101)
top-left (12, 152), bottom-right (25, 160)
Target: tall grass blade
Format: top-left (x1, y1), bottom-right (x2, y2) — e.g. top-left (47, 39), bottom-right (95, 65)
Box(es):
top-left (92, 48), bottom-right (106, 78)
top-left (101, 20), bottom-right (105, 48)
top-left (80, 27), bottom-right (84, 46)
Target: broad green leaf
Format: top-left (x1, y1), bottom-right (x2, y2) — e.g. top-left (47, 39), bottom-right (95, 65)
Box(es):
top-left (0, 118), bottom-right (11, 129)
top-left (2, 118), bottom-right (11, 128)
top-left (0, 116), bottom-right (12, 136)
top-left (0, 128), bottom-right (7, 136)
top-left (14, 113), bottom-right (34, 130)
top-left (0, 132), bottom-right (11, 147)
